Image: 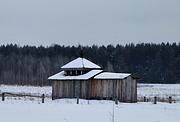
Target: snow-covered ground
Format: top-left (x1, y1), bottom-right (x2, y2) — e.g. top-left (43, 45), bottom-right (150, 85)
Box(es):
top-left (0, 84), bottom-right (52, 96)
top-left (1, 84), bottom-right (180, 101)
top-left (138, 84), bottom-right (180, 101)
top-left (0, 99), bottom-right (180, 122)
top-left (0, 84), bottom-right (180, 122)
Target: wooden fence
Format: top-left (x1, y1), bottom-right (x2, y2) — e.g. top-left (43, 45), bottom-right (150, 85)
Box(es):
top-left (0, 92), bottom-right (177, 104)
top-left (0, 92), bottom-right (45, 103)
top-left (138, 96), bottom-right (176, 104)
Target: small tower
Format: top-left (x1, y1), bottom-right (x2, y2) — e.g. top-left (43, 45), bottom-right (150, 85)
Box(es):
top-left (61, 57), bottom-right (101, 76)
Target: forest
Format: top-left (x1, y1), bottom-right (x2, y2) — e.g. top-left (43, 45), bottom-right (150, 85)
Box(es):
top-left (0, 43), bottom-right (180, 86)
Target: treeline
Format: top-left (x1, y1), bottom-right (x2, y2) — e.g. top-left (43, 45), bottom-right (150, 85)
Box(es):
top-left (0, 43), bottom-right (180, 86)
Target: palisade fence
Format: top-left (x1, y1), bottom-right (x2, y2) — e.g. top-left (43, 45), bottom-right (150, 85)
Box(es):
top-left (0, 92), bottom-right (179, 104)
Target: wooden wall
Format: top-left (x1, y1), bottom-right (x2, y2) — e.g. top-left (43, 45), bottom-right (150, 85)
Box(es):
top-left (52, 76), bottom-right (137, 102)
top-left (88, 76), bottom-right (137, 102)
top-left (52, 80), bottom-right (89, 99)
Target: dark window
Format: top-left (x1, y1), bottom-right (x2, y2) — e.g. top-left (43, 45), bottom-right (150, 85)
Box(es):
top-left (64, 70), bottom-right (90, 76)
top-left (72, 70), bottom-right (76, 75)
top-left (65, 71), bottom-right (70, 76)
top-left (77, 70), bottom-right (81, 75)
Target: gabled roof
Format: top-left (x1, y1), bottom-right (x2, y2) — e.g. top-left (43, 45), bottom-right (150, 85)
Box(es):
top-left (61, 57), bottom-right (101, 69)
top-left (48, 70), bottom-right (103, 81)
top-left (94, 72), bottom-right (131, 80)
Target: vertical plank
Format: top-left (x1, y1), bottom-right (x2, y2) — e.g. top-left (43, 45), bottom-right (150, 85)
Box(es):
top-left (73, 80), bottom-right (75, 98)
top-left (76, 81), bottom-right (80, 102)
top-left (60, 81), bottom-right (63, 98)
top-left (52, 81), bottom-right (54, 99)
top-left (77, 96), bottom-right (79, 104)
top-left (86, 80), bottom-right (88, 99)
top-left (144, 96), bottom-right (146, 102)
top-left (42, 94), bottom-right (45, 103)
top-left (87, 80), bottom-right (90, 99)
top-left (154, 96), bottom-right (157, 104)
top-left (116, 80), bottom-right (119, 101)
top-left (115, 97), bottom-right (118, 105)
top-left (79, 81), bottom-right (81, 98)
top-left (169, 96), bottom-right (172, 104)
top-left (2, 92), bottom-right (5, 101)
top-left (113, 80), bottom-right (115, 100)
top-left (118, 80), bottom-right (122, 102)
top-left (134, 79), bottom-right (137, 102)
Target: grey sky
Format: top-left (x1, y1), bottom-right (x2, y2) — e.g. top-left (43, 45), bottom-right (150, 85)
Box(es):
top-left (0, 0), bottom-right (180, 46)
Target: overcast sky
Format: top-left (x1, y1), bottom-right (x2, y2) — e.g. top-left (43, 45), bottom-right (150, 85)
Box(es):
top-left (0, 0), bottom-right (180, 46)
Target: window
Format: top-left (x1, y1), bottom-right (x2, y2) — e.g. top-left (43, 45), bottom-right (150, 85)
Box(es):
top-left (64, 70), bottom-right (90, 76)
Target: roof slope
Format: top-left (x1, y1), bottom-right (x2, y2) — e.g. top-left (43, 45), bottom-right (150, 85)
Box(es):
top-left (48, 70), bottom-right (103, 80)
top-left (61, 57), bottom-right (101, 69)
top-left (94, 72), bottom-right (131, 80)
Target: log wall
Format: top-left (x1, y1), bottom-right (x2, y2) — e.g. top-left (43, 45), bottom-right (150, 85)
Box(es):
top-left (52, 80), bottom-right (89, 99)
top-left (52, 76), bottom-right (137, 102)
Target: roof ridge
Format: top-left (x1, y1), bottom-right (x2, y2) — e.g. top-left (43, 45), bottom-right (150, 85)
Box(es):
top-left (61, 57), bottom-right (101, 69)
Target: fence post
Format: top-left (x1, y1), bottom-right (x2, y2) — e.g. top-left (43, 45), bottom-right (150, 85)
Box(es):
top-left (169, 96), bottom-right (172, 104)
top-left (77, 96), bottom-right (79, 104)
top-left (115, 97), bottom-right (118, 105)
top-left (146, 98), bottom-right (149, 102)
top-left (144, 96), bottom-right (146, 102)
top-left (154, 96), bottom-right (157, 104)
top-left (42, 94), bottom-right (45, 103)
top-left (2, 93), bottom-right (5, 101)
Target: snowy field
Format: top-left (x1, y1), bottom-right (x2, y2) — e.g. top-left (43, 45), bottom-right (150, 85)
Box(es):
top-left (1, 84), bottom-right (180, 101)
top-left (137, 84), bottom-right (180, 101)
top-left (0, 84), bottom-right (180, 122)
top-left (0, 85), bottom-right (52, 96)
top-left (0, 99), bottom-right (180, 122)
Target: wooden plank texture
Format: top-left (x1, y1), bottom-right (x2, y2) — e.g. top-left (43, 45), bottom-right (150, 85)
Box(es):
top-left (52, 76), bottom-right (137, 102)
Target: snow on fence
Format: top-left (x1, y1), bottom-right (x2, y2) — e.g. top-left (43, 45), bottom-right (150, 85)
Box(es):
top-left (137, 84), bottom-right (180, 102)
top-left (0, 84), bottom-right (180, 103)
top-left (0, 92), bottom-right (46, 103)
top-left (0, 92), bottom-right (177, 104)
top-left (138, 96), bottom-right (176, 103)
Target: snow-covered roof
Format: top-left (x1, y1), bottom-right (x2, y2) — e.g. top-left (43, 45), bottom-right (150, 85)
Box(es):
top-left (48, 70), bottom-right (103, 80)
top-left (61, 57), bottom-right (101, 69)
top-left (94, 72), bottom-right (131, 80)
